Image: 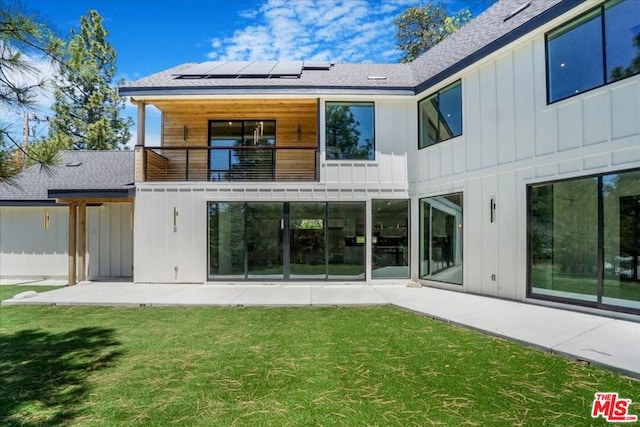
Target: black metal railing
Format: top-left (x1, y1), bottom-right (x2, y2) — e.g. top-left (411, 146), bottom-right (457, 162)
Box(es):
top-left (143, 146), bottom-right (318, 182)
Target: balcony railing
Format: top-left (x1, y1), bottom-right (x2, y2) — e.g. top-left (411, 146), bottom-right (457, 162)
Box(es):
top-left (142, 146), bottom-right (318, 182)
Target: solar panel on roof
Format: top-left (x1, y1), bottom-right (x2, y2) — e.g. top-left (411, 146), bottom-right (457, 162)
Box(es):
top-left (208, 61), bottom-right (252, 76)
top-left (269, 61), bottom-right (303, 76)
top-left (175, 62), bottom-right (226, 76)
top-left (238, 61), bottom-right (278, 76)
top-left (303, 61), bottom-right (332, 70)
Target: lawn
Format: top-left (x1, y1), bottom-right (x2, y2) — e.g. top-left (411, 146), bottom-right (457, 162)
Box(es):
top-left (0, 304), bottom-right (638, 426)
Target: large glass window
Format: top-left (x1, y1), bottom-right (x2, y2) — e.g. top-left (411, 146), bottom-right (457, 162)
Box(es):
top-left (546, 0), bottom-right (640, 103)
top-left (372, 200), bottom-right (409, 278)
top-left (208, 202), bottom-right (245, 279)
top-left (327, 203), bottom-right (366, 279)
top-left (209, 120), bottom-right (276, 181)
top-left (325, 102), bottom-right (374, 160)
top-left (529, 170), bottom-right (640, 313)
top-left (418, 80), bottom-right (462, 148)
top-left (419, 193), bottom-right (463, 285)
top-left (206, 201), bottom-right (365, 281)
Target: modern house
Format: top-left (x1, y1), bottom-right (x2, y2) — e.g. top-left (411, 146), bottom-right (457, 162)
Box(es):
top-left (1, 0), bottom-right (639, 316)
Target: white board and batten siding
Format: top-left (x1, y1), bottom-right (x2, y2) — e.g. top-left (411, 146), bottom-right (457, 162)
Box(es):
top-left (412, 27), bottom-right (640, 301)
top-left (0, 203), bottom-right (133, 280)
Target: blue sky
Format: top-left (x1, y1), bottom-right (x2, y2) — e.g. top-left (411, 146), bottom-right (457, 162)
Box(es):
top-left (17, 0), bottom-right (488, 146)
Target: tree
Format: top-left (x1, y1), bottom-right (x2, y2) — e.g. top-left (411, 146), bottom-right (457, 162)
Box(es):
top-left (325, 105), bottom-right (372, 160)
top-left (395, 3), bottom-right (471, 63)
top-left (49, 10), bottom-right (131, 150)
top-left (0, 0), bottom-right (63, 182)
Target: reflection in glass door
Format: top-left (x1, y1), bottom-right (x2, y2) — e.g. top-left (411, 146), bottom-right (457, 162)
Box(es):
top-left (290, 203), bottom-right (326, 279)
top-left (246, 203), bottom-right (283, 279)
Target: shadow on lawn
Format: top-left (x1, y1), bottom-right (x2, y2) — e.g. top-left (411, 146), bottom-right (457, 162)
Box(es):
top-left (0, 327), bottom-right (122, 426)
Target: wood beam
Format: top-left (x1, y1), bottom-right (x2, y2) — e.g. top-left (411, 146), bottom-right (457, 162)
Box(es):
top-left (68, 202), bottom-right (77, 286)
top-left (56, 198), bottom-right (134, 204)
top-left (78, 202), bottom-right (87, 282)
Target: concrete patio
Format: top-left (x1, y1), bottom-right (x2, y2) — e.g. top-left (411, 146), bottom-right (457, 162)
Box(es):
top-left (2, 281), bottom-right (640, 379)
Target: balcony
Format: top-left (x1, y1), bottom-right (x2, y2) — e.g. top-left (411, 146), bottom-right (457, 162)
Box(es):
top-left (139, 146), bottom-right (319, 182)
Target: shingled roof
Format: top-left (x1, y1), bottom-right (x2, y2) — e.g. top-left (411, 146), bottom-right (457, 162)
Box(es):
top-left (120, 0), bottom-right (585, 97)
top-left (0, 150), bottom-right (134, 205)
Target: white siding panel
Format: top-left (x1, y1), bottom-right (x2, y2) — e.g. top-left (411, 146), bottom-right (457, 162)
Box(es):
top-left (464, 178), bottom-right (482, 294)
top-left (481, 175), bottom-right (498, 297)
top-left (611, 80), bottom-right (640, 140)
top-left (583, 153), bottom-right (609, 171)
top-left (452, 139), bottom-right (466, 175)
top-left (480, 63), bottom-right (498, 169)
top-left (536, 109), bottom-right (557, 156)
top-left (497, 171), bottom-right (517, 299)
top-left (440, 143), bottom-right (453, 177)
top-left (612, 143), bottom-right (640, 166)
top-left (513, 43), bottom-right (535, 161)
top-left (557, 100), bottom-right (582, 152)
top-left (428, 146), bottom-right (440, 179)
top-left (583, 91), bottom-right (610, 145)
top-left (496, 53), bottom-right (515, 165)
top-left (465, 70), bottom-right (482, 172)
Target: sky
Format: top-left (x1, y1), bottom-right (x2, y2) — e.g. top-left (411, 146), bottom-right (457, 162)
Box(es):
top-left (14, 0), bottom-right (488, 147)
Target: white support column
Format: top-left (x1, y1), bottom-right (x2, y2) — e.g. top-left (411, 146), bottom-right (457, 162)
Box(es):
top-left (136, 100), bottom-right (146, 147)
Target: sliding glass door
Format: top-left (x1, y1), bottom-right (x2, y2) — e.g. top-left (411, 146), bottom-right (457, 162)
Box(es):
top-left (207, 201), bottom-right (366, 280)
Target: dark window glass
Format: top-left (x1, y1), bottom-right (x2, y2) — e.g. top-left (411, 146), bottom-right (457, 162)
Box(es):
top-left (208, 202), bottom-right (245, 279)
top-left (246, 203), bottom-right (284, 279)
top-left (327, 203), bottom-right (366, 279)
top-left (372, 199), bottom-right (409, 278)
top-left (325, 102), bottom-right (374, 160)
top-left (419, 193), bottom-right (463, 285)
top-left (418, 81), bottom-right (462, 148)
top-left (605, 0), bottom-right (640, 82)
top-left (547, 9), bottom-right (603, 103)
top-left (529, 179), bottom-right (599, 302)
top-left (290, 203), bottom-right (326, 279)
top-left (546, 0), bottom-right (640, 103)
top-left (603, 171), bottom-right (640, 310)
top-left (209, 120), bottom-right (276, 181)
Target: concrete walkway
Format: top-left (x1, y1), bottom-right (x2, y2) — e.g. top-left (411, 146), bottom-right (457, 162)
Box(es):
top-left (2, 282), bottom-right (640, 379)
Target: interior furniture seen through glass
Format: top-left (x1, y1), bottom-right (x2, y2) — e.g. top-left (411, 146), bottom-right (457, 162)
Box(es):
top-left (372, 199), bottom-right (409, 278)
top-left (419, 193), bottom-right (463, 285)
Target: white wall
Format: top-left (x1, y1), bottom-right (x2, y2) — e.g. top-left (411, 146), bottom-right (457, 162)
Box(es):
top-left (411, 10), bottom-right (640, 302)
top-left (0, 203), bottom-right (133, 280)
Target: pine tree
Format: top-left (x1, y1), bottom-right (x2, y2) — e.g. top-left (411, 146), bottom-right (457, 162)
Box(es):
top-left (0, 0), bottom-right (63, 182)
top-left (49, 10), bottom-right (131, 150)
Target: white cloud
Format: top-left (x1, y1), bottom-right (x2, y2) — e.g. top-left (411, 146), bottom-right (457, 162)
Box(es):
top-left (207, 0), bottom-right (414, 63)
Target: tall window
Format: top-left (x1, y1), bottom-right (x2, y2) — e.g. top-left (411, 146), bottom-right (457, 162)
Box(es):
top-left (208, 120), bottom-right (276, 180)
top-left (372, 200), bottom-right (409, 278)
top-left (419, 193), bottom-right (463, 285)
top-left (546, 0), bottom-right (640, 103)
top-left (325, 102), bottom-right (374, 160)
top-left (418, 80), bottom-right (462, 148)
top-left (528, 170), bottom-right (640, 313)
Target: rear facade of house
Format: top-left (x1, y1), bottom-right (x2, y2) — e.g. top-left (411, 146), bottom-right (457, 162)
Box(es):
top-left (75, 0), bottom-right (640, 317)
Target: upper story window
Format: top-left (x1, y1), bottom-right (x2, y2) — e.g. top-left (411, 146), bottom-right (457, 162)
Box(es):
top-left (325, 102), bottom-right (374, 160)
top-left (546, 0), bottom-right (640, 103)
top-left (418, 80), bottom-right (462, 149)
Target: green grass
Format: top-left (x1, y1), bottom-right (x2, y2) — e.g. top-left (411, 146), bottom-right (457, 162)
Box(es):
top-left (0, 285), bottom-right (63, 302)
top-left (1, 305), bottom-right (638, 426)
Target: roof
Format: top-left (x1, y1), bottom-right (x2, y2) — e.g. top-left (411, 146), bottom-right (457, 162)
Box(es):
top-left (0, 150), bottom-right (135, 205)
top-left (120, 0), bottom-right (585, 98)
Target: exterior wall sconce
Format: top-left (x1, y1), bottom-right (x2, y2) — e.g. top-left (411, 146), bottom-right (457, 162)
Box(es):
top-left (43, 210), bottom-right (50, 230)
top-left (297, 124), bottom-right (302, 142)
top-left (173, 207), bottom-right (179, 232)
top-left (183, 125), bottom-right (188, 141)
top-left (490, 197), bottom-right (496, 223)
